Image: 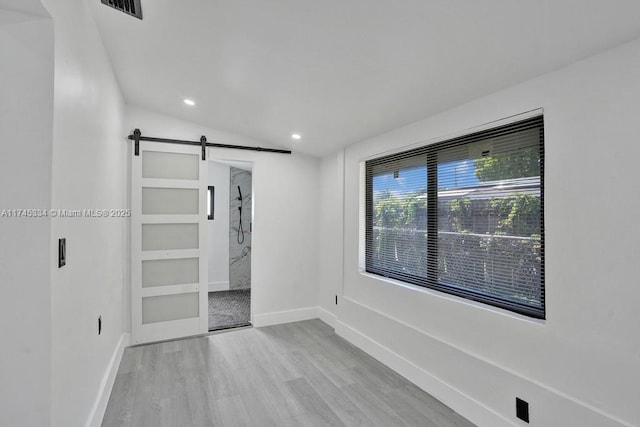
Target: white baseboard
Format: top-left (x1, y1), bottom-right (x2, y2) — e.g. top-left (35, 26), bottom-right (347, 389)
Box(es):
top-left (209, 281), bottom-right (229, 292)
top-left (334, 297), bottom-right (632, 427)
top-left (334, 317), bottom-right (509, 426)
top-left (317, 306), bottom-right (337, 329)
top-left (252, 306), bottom-right (319, 327)
top-left (86, 333), bottom-right (130, 427)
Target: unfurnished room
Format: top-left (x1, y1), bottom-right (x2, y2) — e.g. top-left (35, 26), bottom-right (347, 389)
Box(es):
top-left (2, 1), bottom-right (640, 426)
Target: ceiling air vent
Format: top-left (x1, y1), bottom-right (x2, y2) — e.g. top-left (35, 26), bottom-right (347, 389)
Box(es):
top-left (100, 0), bottom-right (142, 20)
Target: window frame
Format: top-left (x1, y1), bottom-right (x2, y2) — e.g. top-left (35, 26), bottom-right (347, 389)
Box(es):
top-left (365, 115), bottom-right (545, 319)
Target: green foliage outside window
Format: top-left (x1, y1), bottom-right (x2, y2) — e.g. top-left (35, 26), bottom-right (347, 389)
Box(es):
top-left (473, 147), bottom-right (540, 182)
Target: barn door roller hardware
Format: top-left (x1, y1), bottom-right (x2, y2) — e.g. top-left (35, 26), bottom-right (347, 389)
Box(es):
top-left (129, 129), bottom-right (292, 157)
top-left (200, 135), bottom-right (207, 161)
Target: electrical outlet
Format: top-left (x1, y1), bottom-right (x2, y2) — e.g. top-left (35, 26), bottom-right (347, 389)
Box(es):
top-left (516, 397), bottom-right (529, 423)
top-left (98, 315), bottom-right (102, 335)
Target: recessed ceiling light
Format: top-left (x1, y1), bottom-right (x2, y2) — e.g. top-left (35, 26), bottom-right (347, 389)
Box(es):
top-left (291, 133), bottom-right (301, 140)
top-left (183, 99), bottom-right (195, 106)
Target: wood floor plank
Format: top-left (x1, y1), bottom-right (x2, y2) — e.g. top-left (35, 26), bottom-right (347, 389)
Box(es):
top-left (340, 382), bottom-right (411, 427)
top-left (227, 347), bottom-right (305, 420)
top-left (103, 319), bottom-right (475, 427)
top-left (216, 395), bottom-right (252, 427)
top-left (201, 340), bottom-right (241, 400)
top-left (238, 390), bottom-right (281, 427)
top-left (285, 377), bottom-right (347, 427)
top-left (101, 372), bottom-right (136, 427)
top-left (159, 394), bottom-right (196, 427)
top-left (400, 383), bottom-right (476, 427)
top-left (297, 342), bottom-right (359, 388)
top-left (128, 345), bottom-right (163, 427)
top-left (181, 366), bottom-right (218, 426)
top-left (117, 347), bottom-right (143, 374)
top-left (280, 413), bottom-right (327, 427)
top-left (288, 350), bottom-right (375, 426)
top-left (349, 364), bottom-right (403, 399)
top-left (243, 362), bottom-right (306, 419)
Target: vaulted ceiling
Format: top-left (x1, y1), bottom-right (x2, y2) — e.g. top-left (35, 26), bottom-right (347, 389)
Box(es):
top-left (89, 0), bottom-right (640, 157)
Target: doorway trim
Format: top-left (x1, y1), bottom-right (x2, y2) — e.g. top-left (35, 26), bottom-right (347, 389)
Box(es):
top-left (206, 158), bottom-right (254, 330)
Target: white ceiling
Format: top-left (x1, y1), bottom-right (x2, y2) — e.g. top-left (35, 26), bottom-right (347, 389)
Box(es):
top-left (0, 0), bottom-right (49, 17)
top-left (89, 0), bottom-right (640, 157)
top-left (1, 0), bottom-right (50, 25)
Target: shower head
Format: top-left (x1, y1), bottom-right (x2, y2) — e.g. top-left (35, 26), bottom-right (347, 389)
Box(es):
top-left (236, 185), bottom-right (245, 244)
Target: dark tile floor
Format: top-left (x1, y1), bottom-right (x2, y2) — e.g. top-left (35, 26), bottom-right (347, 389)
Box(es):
top-left (208, 289), bottom-right (250, 330)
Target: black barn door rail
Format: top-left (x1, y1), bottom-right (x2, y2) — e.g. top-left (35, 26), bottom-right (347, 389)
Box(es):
top-left (129, 128), bottom-right (292, 159)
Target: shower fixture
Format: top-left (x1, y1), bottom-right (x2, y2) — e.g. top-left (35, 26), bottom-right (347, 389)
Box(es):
top-left (236, 185), bottom-right (245, 244)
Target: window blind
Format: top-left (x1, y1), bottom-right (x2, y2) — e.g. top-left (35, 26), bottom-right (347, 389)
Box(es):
top-left (365, 116), bottom-right (544, 318)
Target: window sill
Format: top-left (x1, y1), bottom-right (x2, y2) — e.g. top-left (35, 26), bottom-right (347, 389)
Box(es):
top-left (358, 269), bottom-right (546, 326)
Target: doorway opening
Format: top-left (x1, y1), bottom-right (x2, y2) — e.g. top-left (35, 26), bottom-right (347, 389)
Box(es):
top-left (207, 160), bottom-right (252, 331)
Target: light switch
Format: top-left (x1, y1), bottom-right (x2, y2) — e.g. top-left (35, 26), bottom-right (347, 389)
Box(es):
top-left (58, 238), bottom-right (66, 268)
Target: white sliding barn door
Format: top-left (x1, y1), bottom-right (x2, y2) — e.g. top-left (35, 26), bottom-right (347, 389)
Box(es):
top-left (131, 142), bottom-right (208, 344)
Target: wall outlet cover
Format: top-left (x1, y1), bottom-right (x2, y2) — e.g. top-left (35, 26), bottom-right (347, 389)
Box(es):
top-left (516, 397), bottom-right (529, 423)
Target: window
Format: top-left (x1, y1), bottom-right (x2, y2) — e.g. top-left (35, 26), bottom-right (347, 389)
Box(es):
top-left (207, 186), bottom-right (215, 220)
top-left (365, 116), bottom-right (545, 318)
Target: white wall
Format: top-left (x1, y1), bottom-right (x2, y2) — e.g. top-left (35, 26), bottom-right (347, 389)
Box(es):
top-left (320, 37), bottom-right (640, 426)
top-left (0, 3), bottom-right (53, 426)
top-left (208, 161), bottom-right (230, 291)
top-left (125, 105), bottom-right (320, 326)
top-left (41, 0), bottom-right (128, 425)
top-left (317, 150), bottom-right (344, 326)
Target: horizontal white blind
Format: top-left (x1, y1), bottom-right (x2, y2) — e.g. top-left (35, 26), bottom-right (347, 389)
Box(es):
top-left (369, 158), bottom-right (428, 282)
top-left (365, 116), bottom-right (544, 318)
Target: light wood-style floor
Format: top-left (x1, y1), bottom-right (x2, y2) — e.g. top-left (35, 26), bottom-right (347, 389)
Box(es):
top-left (102, 319), bottom-right (475, 427)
